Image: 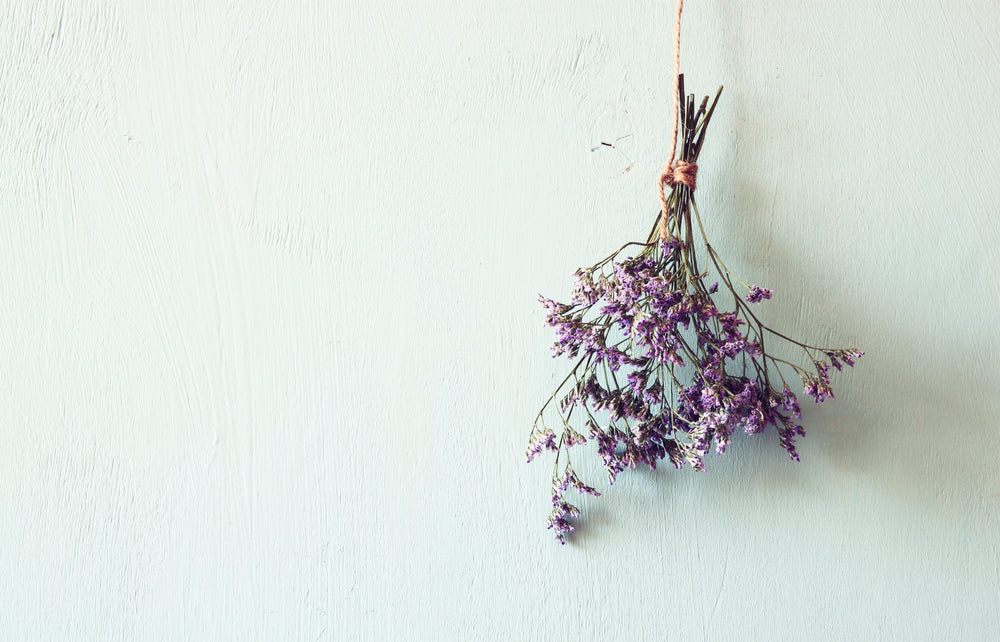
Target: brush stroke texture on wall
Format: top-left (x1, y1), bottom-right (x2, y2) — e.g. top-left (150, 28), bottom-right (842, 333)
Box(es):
top-left (2, 1), bottom-right (999, 639)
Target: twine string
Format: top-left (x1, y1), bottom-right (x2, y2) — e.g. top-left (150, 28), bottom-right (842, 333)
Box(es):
top-left (657, 0), bottom-right (698, 241)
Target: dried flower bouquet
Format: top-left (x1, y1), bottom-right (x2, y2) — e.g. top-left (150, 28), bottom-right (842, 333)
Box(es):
top-left (529, 78), bottom-right (862, 543)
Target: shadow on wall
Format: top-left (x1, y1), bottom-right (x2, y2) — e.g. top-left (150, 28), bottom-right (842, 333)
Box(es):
top-left (716, 145), bottom-right (1000, 516)
top-left (709, 3), bottom-right (1000, 515)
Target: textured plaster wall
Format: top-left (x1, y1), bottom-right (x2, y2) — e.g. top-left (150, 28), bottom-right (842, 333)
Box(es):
top-left (2, 1), bottom-right (999, 640)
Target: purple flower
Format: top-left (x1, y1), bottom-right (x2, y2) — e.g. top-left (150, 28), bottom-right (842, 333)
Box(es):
top-left (546, 512), bottom-right (575, 544)
top-left (642, 380), bottom-right (664, 404)
top-left (571, 269), bottom-right (603, 305)
top-left (626, 369), bottom-right (647, 393)
top-left (778, 422), bottom-right (805, 461)
top-left (802, 374), bottom-right (834, 403)
top-left (526, 429), bottom-right (558, 463)
top-left (700, 386), bottom-right (722, 410)
top-left (717, 312), bottom-right (745, 332)
top-left (659, 236), bottom-right (683, 254)
top-left (565, 428), bottom-right (587, 447)
top-left (746, 285), bottom-right (773, 303)
top-left (664, 439), bottom-right (685, 469)
top-left (827, 348), bottom-right (864, 369)
top-left (573, 478), bottom-right (601, 496)
top-left (842, 349), bottom-right (864, 366)
top-left (781, 385), bottom-right (802, 420)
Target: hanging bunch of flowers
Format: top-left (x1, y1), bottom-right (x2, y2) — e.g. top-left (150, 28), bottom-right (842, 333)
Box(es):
top-left (528, 34), bottom-right (862, 543)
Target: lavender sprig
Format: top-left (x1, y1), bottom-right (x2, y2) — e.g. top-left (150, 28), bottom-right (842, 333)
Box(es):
top-left (530, 80), bottom-right (863, 544)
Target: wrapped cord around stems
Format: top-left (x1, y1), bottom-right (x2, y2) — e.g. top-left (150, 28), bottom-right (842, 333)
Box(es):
top-left (657, 0), bottom-right (697, 241)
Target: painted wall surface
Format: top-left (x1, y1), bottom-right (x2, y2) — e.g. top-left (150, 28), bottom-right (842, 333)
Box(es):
top-left (2, 2), bottom-right (999, 640)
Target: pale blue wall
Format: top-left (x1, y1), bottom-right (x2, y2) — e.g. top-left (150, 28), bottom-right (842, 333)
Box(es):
top-left (2, 1), bottom-right (998, 639)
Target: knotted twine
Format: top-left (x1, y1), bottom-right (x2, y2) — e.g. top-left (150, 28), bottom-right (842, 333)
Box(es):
top-left (657, 0), bottom-right (698, 241)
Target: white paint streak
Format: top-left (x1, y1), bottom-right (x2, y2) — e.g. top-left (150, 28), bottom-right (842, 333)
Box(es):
top-left (1, 1), bottom-right (999, 639)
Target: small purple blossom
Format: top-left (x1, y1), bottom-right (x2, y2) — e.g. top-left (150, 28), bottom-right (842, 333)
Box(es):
top-left (525, 429), bottom-right (558, 463)
top-left (571, 268), bottom-right (603, 305)
top-left (802, 374), bottom-right (834, 403)
top-left (564, 428), bottom-right (587, 447)
top-left (746, 285), bottom-right (773, 303)
top-left (660, 236), bottom-right (683, 254)
top-left (781, 385), bottom-right (802, 420)
top-left (826, 348), bottom-right (864, 370)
